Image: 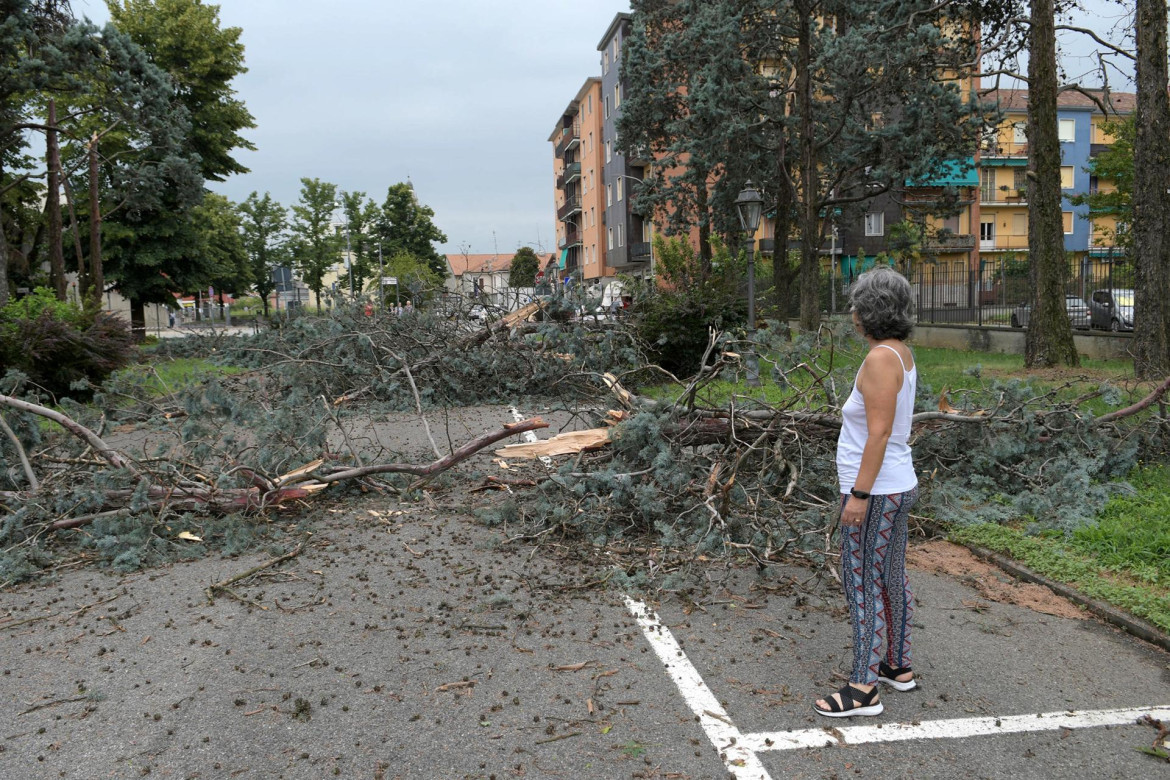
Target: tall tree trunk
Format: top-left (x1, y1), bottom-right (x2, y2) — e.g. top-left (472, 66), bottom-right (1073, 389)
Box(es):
top-left (0, 157), bottom-right (9, 308)
top-left (46, 100), bottom-right (67, 301)
top-left (130, 297), bottom-right (146, 343)
top-left (1024, 0), bottom-right (1078, 368)
top-left (88, 136), bottom-right (103, 308)
top-left (771, 154), bottom-right (796, 327)
top-left (796, 8), bottom-right (821, 332)
top-left (61, 175), bottom-right (86, 299)
top-left (1131, 0), bottom-right (1170, 379)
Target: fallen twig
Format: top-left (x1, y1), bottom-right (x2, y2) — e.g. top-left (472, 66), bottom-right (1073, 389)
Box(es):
top-left (205, 537), bottom-right (311, 603)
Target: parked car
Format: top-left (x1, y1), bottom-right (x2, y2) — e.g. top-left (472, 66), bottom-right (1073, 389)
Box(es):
top-left (1087, 289), bottom-right (1134, 331)
top-left (1010, 295), bottom-right (1090, 329)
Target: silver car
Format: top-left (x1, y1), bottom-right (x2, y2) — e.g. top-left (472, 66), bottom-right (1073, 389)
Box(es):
top-left (1087, 289), bottom-right (1134, 331)
top-left (1010, 295), bottom-right (1090, 329)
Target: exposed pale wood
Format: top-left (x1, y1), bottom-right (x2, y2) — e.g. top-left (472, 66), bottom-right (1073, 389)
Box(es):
top-left (495, 428), bottom-right (611, 459)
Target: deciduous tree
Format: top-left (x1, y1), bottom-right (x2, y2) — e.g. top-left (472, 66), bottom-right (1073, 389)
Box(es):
top-left (238, 191), bottom-right (287, 317)
top-left (508, 246), bottom-right (540, 288)
top-left (373, 182), bottom-right (448, 280)
top-left (289, 177), bottom-right (339, 311)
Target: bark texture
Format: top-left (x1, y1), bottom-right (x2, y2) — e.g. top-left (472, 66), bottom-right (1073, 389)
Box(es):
top-left (1024, 0), bottom-right (1079, 368)
top-left (1131, 0), bottom-right (1170, 378)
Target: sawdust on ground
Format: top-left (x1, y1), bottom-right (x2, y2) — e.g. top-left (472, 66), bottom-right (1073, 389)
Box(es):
top-left (907, 539), bottom-right (1088, 621)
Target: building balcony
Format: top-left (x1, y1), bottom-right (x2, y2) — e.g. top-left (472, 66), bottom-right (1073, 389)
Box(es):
top-left (554, 122), bottom-right (581, 158)
top-left (980, 140), bottom-right (1029, 158)
top-left (924, 233), bottom-right (976, 251)
top-left (1089, 143), bottom-right (1111, 158)
top-left (757, 238), bottom-right (775, 255)
top-left (557, 195), bottom-right (582, 222)
top-left (557, 162), bottom-right (581, 189)
top-left (558, 228), bottom-right (581, 249)
top-left (979, 234), bottom-right (1029, 252)
top-left (981, 190), bottom-right (1027, 205)
top-left (629, 242), bottom-right (652, 262)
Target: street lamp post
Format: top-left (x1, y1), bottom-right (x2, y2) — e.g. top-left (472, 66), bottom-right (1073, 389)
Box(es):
top-left (735, 181), bottom-right (764, 387)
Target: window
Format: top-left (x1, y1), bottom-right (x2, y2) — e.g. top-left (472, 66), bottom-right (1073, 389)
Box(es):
top-left (1012, 213), bottom-right (1027, 235)
top-left (1012, 122), bottom-right (1027, 144)
top-left (608, 228), bottom-right (614, 250)
top-left (616, 177), bottom-right (623, 201)
top-left (864, 212), bottom-right (884, 236)
top-left (1058, 119), bottom-right (1076, 143)
top-left (1089, 174), bottom-right (1099, 195)
top-left (1060, 166), bottom-right (1075, 189)
top-left (604, 96), bottom-right (610, 119)
top-left (590, 207), bottom-right (595, 228)
top-left (1063, 211), bottom-right (1074, 234)
top-left (605, 140), bottom-right (612, 163)
top-left (606, 184), bottom-right (612, 207)
top-left (587, 94), bottom-right (592, 114)
top-left (1013, 168), bottom-right (1027, 191)
top-left (617, 223), bottom-right (623, 247)
top-left (979, 221), bottom-right (995, 243)
top-left (615, 84), bottom-right (621, 108)
top-left (603, 51), bottom-right (609, 74)
top-left (588, 132), bottom-right (593, 152)
top-left (980, 168), bottom-right (995, 202)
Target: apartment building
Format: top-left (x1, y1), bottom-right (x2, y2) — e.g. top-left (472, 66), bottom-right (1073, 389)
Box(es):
top-left (549, 77), bottom-right (606, 283)
top-left (598, 13), bottom-right (652, 278)
top-left (978, 89), bottom-right (1134, 270)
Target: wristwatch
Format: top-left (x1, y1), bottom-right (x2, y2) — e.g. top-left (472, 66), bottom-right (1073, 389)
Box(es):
top-left (850, 487), bottom-right (871, 500)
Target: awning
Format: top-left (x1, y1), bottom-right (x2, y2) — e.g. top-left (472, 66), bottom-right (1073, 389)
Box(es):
top-left (906, 157), bottom-right (979, 188)
top-left (559, 248), bottom-right (568, 269)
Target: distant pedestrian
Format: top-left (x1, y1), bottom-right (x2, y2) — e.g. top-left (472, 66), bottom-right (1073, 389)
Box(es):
top-left (168, 309), bottom-right (176, 328)
top-left (814, 266), bottom-right (919, 719)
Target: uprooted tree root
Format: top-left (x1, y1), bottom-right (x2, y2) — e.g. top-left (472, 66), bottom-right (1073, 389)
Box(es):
top-left (1, 307), bottom-right (1168, 588)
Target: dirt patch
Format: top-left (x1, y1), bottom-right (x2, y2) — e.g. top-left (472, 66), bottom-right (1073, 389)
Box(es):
top-left (907, 539), bottom-right (1088, 621)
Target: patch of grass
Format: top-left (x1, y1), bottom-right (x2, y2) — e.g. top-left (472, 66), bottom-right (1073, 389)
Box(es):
top-left (1069, 465), bottom-right (1170, 584)
top-left (945, 520), bottom-right (1170, 634)
top-left (123, 357), bottom-right (244, 397)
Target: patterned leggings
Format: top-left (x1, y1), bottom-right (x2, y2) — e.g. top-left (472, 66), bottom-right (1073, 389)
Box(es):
top-left (840, 488), bottom-right (918, 685)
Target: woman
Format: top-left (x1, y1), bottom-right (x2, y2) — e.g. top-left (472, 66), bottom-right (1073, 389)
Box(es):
top-left (814, 265), bottom-right (919, 719)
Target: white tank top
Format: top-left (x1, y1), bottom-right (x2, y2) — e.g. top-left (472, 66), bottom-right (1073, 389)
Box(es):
top-left (836, 343), bottom-right (918, 496)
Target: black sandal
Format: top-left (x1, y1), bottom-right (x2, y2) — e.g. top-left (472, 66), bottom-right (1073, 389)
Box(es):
top-left (813, 683), bottom-right (883, 718)
top-left (878, 661), bottom-right (917, 691)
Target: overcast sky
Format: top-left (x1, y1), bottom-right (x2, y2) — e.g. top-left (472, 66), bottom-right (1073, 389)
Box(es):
top-left (74, 1), bottom-right (1135, 257)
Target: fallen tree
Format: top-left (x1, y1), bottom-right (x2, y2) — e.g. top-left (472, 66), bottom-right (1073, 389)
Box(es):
top-left (1, 302), bottom-right (1167, 586)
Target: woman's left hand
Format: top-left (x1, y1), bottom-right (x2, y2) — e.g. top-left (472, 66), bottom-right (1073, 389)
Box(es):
top-left (840, 495), bottom-right (869, 527)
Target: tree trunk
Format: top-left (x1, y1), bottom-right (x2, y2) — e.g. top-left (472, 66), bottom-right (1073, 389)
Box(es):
top-left (796, 8), bottom-right (821, 332)
top-left (1024, 0), bottom-right (1078, 368)
top-left (61, 175), bottom-right (86, 298)
top-left (0, 157), bottom-right (9, 308)
top-left (771, 157), bottom-right (796, 326)
top-left (130, 297), bottom-right (146, 343)
top-left (88, 136), bottom-right (103, 309)
top-left (1131, 0), bottom-right (1170, 378)
top-left (46, 100), bottom-right (67, 301)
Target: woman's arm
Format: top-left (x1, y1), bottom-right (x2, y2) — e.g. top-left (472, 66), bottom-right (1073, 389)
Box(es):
top-left (840, 348), bottom-right (902, 526)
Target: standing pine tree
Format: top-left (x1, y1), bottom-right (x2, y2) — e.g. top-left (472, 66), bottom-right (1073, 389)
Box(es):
top-left (1023, 0), bottom-right (1078, 367)
top-left (508, 246), bottom-right (540, 288)
top-left (1131, 0), bottom-right (1170, 378)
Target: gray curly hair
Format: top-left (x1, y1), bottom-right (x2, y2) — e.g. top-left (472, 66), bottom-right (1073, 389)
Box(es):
top-left (850, 265), bottom-right (914, 340)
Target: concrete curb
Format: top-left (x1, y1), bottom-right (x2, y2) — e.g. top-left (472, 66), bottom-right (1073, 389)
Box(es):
top-left (918, 521), bottom-right (1170, 655)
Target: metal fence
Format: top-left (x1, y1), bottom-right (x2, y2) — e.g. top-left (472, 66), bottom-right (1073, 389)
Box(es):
top-left (914, 258), bottom-right (1134, 327)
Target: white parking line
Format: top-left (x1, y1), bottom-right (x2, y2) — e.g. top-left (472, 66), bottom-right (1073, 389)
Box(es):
top-left (742, 705), bottom-right (1170, 751)
top-left (625, 597), bottom-right (772, 780)
top-left (625, 596), bottom-right (1170, 775)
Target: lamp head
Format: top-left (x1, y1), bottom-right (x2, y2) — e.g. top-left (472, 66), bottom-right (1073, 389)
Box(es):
top-left (735, 180), bottom-right (763, 234)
